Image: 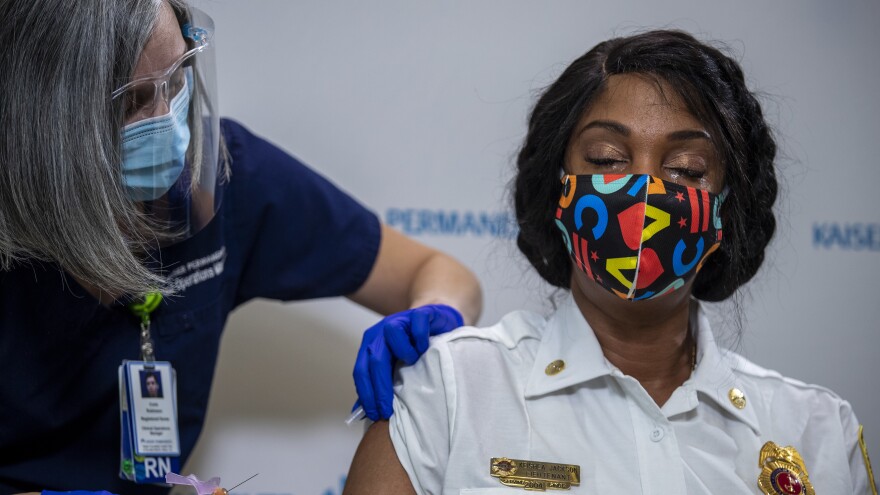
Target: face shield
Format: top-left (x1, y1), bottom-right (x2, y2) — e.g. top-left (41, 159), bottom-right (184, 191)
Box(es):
top-left (112, 7), bottom-right (222, 245)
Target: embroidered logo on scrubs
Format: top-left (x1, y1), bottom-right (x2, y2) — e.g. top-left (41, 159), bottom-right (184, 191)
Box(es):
top-left (490, 457), bottom-right (580, 491)
top-left (167, 246), bottom-right (227, 292)
top-left (757, 442), bottom-right (815, 495)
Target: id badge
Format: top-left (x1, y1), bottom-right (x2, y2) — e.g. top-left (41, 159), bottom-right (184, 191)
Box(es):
top-left (119, 361), bottom-right (181, 483)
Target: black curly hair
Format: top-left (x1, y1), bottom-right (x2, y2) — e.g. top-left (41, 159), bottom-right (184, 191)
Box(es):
top-left (514, 30), bottom-right (778, 302)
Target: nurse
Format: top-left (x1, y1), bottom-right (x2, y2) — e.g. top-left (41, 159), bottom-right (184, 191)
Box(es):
top-left (0, 0), bottom-right (480, 493)
top-left (344, 30), bottom-right (875, 494)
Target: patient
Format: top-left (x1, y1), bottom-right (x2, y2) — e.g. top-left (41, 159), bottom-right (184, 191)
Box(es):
top-left (343, 30), bottom-right (872, 494)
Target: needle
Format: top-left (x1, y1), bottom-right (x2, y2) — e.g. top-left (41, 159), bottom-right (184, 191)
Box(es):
top-left (226, 473), bottom-right (259, 492)
top-left (345, 406), bottom-right (366, 426)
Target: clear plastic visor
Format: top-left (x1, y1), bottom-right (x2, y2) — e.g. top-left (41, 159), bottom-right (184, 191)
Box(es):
top-left (112, 7), bottom-right (222, 246)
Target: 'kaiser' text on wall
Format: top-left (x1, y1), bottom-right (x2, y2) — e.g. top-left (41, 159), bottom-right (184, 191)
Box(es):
top-left (813, 222), bottom-right (880, 251)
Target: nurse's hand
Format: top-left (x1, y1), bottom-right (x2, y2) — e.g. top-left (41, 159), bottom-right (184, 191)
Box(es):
top-left (353, 304), bottom-right (463, 420)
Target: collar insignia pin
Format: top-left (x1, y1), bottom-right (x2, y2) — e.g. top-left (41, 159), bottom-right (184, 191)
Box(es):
top-left (545, 360), bottom-right (565, 376)
top-left (729, 387), bottom-right (746, 409)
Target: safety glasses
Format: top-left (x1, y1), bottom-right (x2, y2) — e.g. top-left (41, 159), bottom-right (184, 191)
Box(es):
top-left (112, 22), bottom-right (212, 123)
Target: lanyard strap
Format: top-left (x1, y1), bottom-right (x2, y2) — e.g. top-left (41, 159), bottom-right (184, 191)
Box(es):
top-left (129, 291), bottom-right (163, 365)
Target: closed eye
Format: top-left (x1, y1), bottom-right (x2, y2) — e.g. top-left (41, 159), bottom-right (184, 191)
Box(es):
top-left (587, 157), bottom-right (625, 167)
top-left (667, 167), bottom-right (706, 180)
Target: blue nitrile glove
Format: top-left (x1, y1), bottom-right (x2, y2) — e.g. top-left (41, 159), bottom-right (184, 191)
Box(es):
top-left (353, 304), bottom-right (464, 420)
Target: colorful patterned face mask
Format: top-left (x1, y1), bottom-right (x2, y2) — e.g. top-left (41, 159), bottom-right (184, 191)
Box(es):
top-left (555, 174), bottom-right (726, 300)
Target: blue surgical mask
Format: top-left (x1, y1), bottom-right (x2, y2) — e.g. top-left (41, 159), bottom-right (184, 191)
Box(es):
top-left (120, 74), bottom-right (192, 202)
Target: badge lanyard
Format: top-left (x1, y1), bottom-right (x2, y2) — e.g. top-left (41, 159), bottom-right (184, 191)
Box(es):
top-left (130, 291), bottom-right (162, 365)
top-left (119, 291), bottom-right (182, 484)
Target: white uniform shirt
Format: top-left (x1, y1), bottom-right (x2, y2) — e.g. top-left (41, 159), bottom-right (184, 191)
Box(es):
top-left (389, 295), bottom-right (871, 494)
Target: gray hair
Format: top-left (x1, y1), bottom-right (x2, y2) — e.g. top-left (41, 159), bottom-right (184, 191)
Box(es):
top-left (0, 0), bottom-right (207, 298)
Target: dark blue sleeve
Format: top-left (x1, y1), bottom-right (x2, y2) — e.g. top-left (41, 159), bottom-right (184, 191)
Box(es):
top-left (221, 119), bottom-right (381, 306)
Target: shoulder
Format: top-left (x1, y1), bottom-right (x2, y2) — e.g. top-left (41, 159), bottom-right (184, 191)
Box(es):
top-left (728, 352), bottom-right (856, 430)
top-left (215, 118), bottom-right (380, 303)
top-left (220, 117), bottom-right (251, 145)
top-left (396, 309), bottom-right (549, 392)
top-left (218, 117), bottom-right (376, 218)
top-left (219, 118), bottom-right (310, 179)
top-left (389, 309), bottom-right (550, 462)
top-left (220, 117), bottom-right (270, 162)
top-left (426, 309), bottom-right (549, 369)
top-left (220, 118), bottom-right (278, 152)
top-left (388, 313), bottom-right (549, 495)
top-left (433, 309), bottom-right (548, 351)
top-left (731, 353), bottom-right (849, 406)
top-left (726, 353), bottom-right (869, 491)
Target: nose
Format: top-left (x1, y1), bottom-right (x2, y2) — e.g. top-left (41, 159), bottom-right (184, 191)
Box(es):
top-left (628, 149), bottom-right (665, 177)
top-left (148, 81), bottom-right (173, 119)
top-left (149, 101), bottom-right (171, 119)
top-left (148, 81), bottom-right (171, 121)
top-left (628, 162), bottom-right (662, 177)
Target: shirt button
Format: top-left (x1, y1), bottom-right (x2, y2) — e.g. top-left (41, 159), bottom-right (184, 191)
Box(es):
top-left (650, 426), bottom-right (665, 442)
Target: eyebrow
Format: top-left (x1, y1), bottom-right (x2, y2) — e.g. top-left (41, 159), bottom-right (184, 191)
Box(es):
top-left (579, 120), bottom-right (630, 137)
top-left (666, 129), bottom-right (712, 141)
top-left (577, 120), bottom-right (711, 141)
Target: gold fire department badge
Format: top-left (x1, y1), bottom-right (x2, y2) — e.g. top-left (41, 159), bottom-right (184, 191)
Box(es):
top-left (757, 441), bottom-right (815, 495)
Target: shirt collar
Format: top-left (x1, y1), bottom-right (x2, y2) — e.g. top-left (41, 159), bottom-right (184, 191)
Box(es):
top-left (686, 303), bottom-right (762, 434)
top-left (523, 295), bottom-right (613, 399)
top-left (522, 293), bottom-right (761, 435)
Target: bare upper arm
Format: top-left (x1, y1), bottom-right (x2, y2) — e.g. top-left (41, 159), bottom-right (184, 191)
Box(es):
top-left (344, 420), bottom-right (417, 495)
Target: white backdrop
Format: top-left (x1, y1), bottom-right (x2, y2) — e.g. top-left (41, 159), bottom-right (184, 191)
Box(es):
top-left (183, 1), bottom-right (880, 493)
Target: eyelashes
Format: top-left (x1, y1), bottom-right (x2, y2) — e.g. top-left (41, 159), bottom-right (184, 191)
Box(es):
top-left (665, 166), bottom-right (706, 179)
top-left (584, 156), bottom-right (707, 180)
top-left (586, 157), bottom-right (625, 167)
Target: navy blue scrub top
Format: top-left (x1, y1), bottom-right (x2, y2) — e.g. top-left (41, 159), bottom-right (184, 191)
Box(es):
top-left (0, 119), bottom-right (381, 494)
